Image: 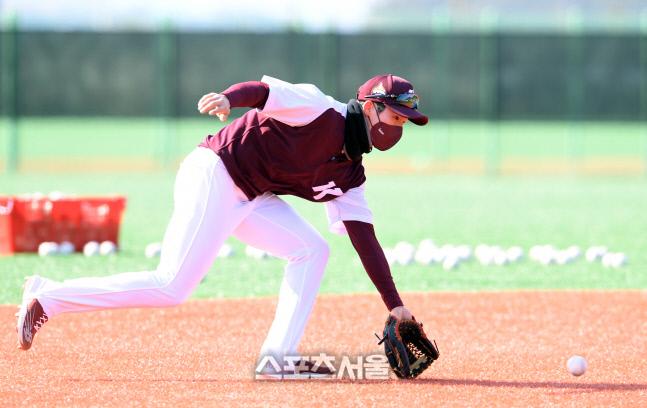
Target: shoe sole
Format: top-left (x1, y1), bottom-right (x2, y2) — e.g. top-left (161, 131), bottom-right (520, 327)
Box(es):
top-left (16, 275), bottom-right (42, 350)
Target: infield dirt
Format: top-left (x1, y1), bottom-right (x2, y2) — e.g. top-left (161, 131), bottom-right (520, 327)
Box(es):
top-left (2, 290), bottom-right (646, 407)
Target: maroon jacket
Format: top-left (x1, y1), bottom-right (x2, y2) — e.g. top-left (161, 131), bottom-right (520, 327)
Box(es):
top-left (199, 77), bottom-right (403, 310)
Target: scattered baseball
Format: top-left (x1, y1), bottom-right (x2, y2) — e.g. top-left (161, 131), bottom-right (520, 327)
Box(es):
top-left (442, 254), bottom-right (460, 270)
top-left (83, 241), bottom-right (100, 257)
top-left (567, 356), bottom-right (588, 376)
top-left (48, 191), bottom-right (67, 201)
top-left (612, 252), bottom-right (627, 267)
top-left (493, 249), bottom-right (509, 266)
top-left (217, 243), bottom-right (235, 258)
top-left (415, 239), bottom-right (438, 265)
top-left (566, 245), bottom-right (581, 260)
top-left (506, 246), bottom-right (524, 262)
top-left (99, 240), bottom-right (117, 255)
top-left (602, 252), bottom-right (628, 268)
top-left (145, 242), bottom-right (163, 258)
top-left (58, 241), bottom-right (76, 255)
top-left (38, 242), bottom-right (59, 257)
top-left (555, 250), bottom-right (572, 265)
top-left (394, 241), bottom-right (416, 265)
top-left (476, 245), bottom-right (495, 266)
top-left (245, 245), bottom-right (270, 260)
top-left (414, 247), bottom-right (434, 265)
top-left (383, 248), bottom-right (398, 266)
top-left (585, 246), bottom-right (608, 262)
top-left (455, 245), bottom-right (473, 261)
top-left (418, 238), bottom-right (437, 253)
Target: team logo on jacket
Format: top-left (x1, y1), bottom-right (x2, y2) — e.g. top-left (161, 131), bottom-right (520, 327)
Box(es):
top-left (371, 83), bottom-right (386, 96)
top-left (312, 181), bottom-right (343, 200)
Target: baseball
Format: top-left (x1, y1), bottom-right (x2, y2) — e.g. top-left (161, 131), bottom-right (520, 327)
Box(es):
top-left (58, 241), bottom-right (76, 255)
top-left (455, 245), bottom-right (473, 261)
top-left (493, 249), bottom-right (509, 266)
top-left (612, 252), bottom-right (627, 268)
top-left (414, 247), bottom-right (434, 265)
top-left (245, 245), bottom-right (269, 260)
top-left (506, 246), bottom-right (524, 263)
top-left (394, 241), bottom-right (416, 265)
top-left (567, 356), bottom-right (588, 376)
top-left (217, 243), bottom-right (235, 258)
top-left (383, 248), bottom-right (398, 266)
top-left (145, 242), bottom-right (163, 258)
top-left (83, 241), bottom-right (100, 257)
top-left (99, 240), bottom-right (117, 255)
top-left (38, 242), bottom-right (59, 257)
top-left (442, 254), bottom-right (460, 270)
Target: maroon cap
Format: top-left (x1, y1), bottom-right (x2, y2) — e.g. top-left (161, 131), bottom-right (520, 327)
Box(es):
top-left (356, 74), bottom-right (428, 126)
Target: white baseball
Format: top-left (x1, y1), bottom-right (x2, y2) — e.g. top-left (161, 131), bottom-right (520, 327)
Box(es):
top-left (418, 238), bottom-right (437, 253)
top-left (217, 243), bottom-right (235, 258)
top-left (414, 248), bottom-right (434, 265)
top-left (394, 241), bottom-right (416, 265)
top-left (99, 240), bottom-right (117, 255)
top-left (601, 252), bottom-right (615, 268)
top-left (506, 246), bottom-right (524, 263)
top-left (612, 252), bottom-right (627, 268)
top-left (383, 248), bottom-right (398, 266)
top-left (555, 250), bottom-right (572, 265)
top-left (83, 241), bottom-right (100, 257)
top-left (455, 245), bottom-right (473, 261)
top-left (58, 241), bottom-right (76, 255)
top-left (38, 242), bottom-right (59, 257)
top-left (493, 249), bottom-right (509, 266)
top-left (475, 244), bottom-right (490, 260)
top-left (566, 245), bottom-right (581, 260)
top-left (245, 245), bottom-right (269, 260)
top-left (567, 356), bottom-right (587, 376)
top-left (145, 242), bottom-right (163, 258)
top-left (442, 254), bottom-right (460, 270)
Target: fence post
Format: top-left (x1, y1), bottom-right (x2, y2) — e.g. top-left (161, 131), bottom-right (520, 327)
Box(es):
top-left (2, 15), bottom-right (19, 173)
top-left (319, 31), bottom-right (339, 99)
top-left (480, 9), bottom-right (499, 176)
top-left (641, 10), bottom-right (647, 176)
top-left (566, 8), bottom-right (584, 173)
top-left (431, 9), bottom-right (451, 168)
top-left (156, 19), bottom-right (177, 170)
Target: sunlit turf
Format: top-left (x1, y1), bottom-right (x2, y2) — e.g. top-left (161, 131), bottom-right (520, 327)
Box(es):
top-left (1, 171), bottom-right (645, 305)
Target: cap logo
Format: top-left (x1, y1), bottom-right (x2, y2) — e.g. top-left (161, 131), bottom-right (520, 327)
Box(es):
top-left (372, 83), bottom-right (386, 96)
top-left (407, 89), bottom-right (415, 94)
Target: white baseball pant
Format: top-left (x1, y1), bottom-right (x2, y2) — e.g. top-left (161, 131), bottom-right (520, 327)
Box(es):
top-left (31, 147), bottom-right (329, 360)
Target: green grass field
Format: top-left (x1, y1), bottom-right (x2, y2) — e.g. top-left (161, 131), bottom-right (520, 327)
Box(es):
top-left (1, 117), bottom-right (646, 305)
top-left (1, 170), bottom-right (646, 305)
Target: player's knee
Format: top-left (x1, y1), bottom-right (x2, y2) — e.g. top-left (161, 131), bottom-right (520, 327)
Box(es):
top-left (304, 234), bottom-right (330, 263)
top-left (154, 273), bottom-right (193, 307)
top-left (160, 288), bottom-right (191, 307)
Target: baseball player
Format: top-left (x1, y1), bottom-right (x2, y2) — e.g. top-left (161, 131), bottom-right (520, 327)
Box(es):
top-left (16, 74), bottom-right (428, 378)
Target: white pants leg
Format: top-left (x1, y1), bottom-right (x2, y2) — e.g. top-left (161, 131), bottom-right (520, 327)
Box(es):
top-left (34, 148), bottom-right (252, 316)
top-left (30, 147), bottom-right (329, 359)
top-left (232, 194), bottom-right (329, 360)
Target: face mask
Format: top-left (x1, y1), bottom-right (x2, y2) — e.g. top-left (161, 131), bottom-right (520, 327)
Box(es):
top-left (368, 111), bottom-right (403, 151)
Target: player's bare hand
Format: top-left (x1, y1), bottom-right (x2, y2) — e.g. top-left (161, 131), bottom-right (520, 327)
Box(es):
top-left (390, 306), bottom-right (413, 321)
top-left (198, 93), bottom-right (231, 122)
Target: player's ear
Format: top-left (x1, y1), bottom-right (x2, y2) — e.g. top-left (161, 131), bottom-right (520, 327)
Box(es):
top-left (362, 101), bottom-right (374, 116)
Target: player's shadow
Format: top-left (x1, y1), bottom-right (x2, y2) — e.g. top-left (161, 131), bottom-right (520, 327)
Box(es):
top-left (414, 378), bottom-right (647, 392)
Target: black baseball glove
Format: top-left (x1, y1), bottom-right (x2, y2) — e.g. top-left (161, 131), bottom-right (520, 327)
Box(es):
top-left (376, 315), bottom-right (440, 379)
